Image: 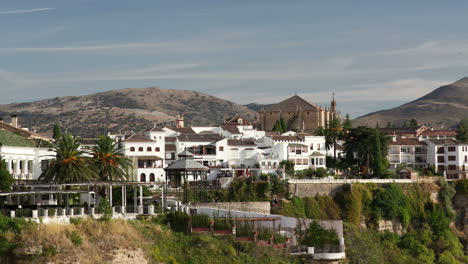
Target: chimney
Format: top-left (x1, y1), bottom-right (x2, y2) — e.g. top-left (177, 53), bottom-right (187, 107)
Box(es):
top-left (10, 114), bottom-right (18, 128)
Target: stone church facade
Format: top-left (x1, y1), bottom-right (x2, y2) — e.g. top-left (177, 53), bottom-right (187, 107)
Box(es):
top-left (258, 95), bottom-right (338, 132)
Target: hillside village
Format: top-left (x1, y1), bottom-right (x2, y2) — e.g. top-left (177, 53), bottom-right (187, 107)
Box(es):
top-left (0, 93), bottom-right (467, 263)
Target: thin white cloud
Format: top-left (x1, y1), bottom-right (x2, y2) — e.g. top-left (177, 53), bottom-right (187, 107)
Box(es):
top-left (0, 42), bottom-right (174, 53)
top-left (0, 8), bottom-right (54, 15)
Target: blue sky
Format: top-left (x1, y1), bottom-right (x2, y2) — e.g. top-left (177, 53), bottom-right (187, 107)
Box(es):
top-left (1, 1), bottom-right (468, 117)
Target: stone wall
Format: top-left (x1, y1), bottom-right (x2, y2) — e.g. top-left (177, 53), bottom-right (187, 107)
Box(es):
top-left (193, 202), bottom-right (271, 214)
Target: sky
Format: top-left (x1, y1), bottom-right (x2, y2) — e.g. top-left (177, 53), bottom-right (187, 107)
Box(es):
top-left (1, 1), bottom-right (468, 118)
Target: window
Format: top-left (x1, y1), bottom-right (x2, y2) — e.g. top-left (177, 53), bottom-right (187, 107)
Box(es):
top-left (155, 147), bottom-right (160, 152)
top-left (140, 173), bottom-right (146, 182)
top-left (130, 147), bottom-right (135, 152)
top-left (219, 146), bottom-right (224, 151)
top-left (401, 147), bottom-right (410, 153)
top-left (311, 158), bottom-right (315, 165)
top-left (463, 165), bottom-right (466, 171)
top-left (448, 156), bottom-right (456, 161)
top-left (437, 156), bottom-right (445, 163)
top-left (310, 145), bottom-right (314, 150)
top-left (437, 147), bottom-right (444, 154)
top-left (437, 165), bottom-right (445, 172)
top-left (149, 173), bottom-right (155, 182)
top-left (465, 155), bottom-right (467, 162)
top-left (138, 147), bottom-right (144, 152)
top-left (147, 147), bottom-right (152, 152)
top-left (319, 158), bottom-right (324, 165)
top-left (448, 146), bottom-right (456, 152)
top-left (317, 144), bottom-right (321, 150)
top-left (448, 165), bottom-right (457, 170)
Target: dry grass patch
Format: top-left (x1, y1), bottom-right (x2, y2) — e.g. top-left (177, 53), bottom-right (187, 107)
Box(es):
top-left (19, 219), bottom-right (147, 264)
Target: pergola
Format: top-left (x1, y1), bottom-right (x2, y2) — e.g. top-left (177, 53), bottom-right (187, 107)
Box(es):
top-left (6, 181), bottom-right (156, 211)
top-left (164, 150), bottom-right (209, 203)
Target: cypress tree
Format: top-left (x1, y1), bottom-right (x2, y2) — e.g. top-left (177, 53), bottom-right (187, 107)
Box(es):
top-left (53, 124), bottom-right (62, 139)
top-left (372, 131), bottom-right (385, 177)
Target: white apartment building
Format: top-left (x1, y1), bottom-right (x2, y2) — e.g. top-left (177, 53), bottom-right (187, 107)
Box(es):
top-left (257, 133), bottom-right (327, 173)
top-left (426, 139), bottom-right (468, 180)
top-left (121, 134), bottom-right (165, 183)
top-left (388, 137), bottom-right (428, 169)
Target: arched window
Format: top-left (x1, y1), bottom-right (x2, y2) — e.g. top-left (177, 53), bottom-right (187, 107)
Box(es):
top-left (149, 173), bottom-right (155, 182)
top-left (138, 147), bottom-right (144, 151)
top-left (130, 147), bottom-right (135, 152)
top-left (155, 147), bottom-right (160, 152)
top-left (140, 173), bottom-right (146, 182)
top-left (147, 147), bottom-right (152, 152)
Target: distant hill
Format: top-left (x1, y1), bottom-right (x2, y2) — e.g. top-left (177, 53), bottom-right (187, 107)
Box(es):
top-left (353, 78), bottom-right (468, 128)
top-left (0, 87), bottom-right (256, 137)
top-left (244, 103), bottom-right (272, 112)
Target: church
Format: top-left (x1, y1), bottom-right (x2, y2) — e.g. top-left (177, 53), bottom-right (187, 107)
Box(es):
top-left (258, 94), bottom-right (338, 133)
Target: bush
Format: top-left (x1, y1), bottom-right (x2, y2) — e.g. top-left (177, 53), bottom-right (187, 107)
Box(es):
top-left (299, 220), bottom-right (339, 247)
top-left (454, 179), bottom-right (468, 194)
top-left (96, 199), bottom-right (112, 221)
top-left (191, 214), bottom-right (210, 228)
top-left (166, 211), bottom-right (190, 232)
top-left (69, 231), bottom-right (83, 246)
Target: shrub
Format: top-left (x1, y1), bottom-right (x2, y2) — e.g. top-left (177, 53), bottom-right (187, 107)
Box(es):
top-left (96, 199), bottom-right (112, 221)
top-left (299, 220), bottom-right (339, 247)
top-left (454, 179), bottom-right (468, 194)
top-left (191, 214), bottom-right (210, 228)
top-left (69, 231), bottom-right (83, 246)
top-left (166, 211), bottom-right (189, 232)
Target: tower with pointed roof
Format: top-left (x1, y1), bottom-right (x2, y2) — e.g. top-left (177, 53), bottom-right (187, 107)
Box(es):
top-left (331, 93), bottom-right (337, 113)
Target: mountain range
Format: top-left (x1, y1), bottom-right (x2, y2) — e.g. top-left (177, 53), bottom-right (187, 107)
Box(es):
top-left (0, 87), bottom-right (256, 137)
top-left (353, 77), bottom-right (468, 128)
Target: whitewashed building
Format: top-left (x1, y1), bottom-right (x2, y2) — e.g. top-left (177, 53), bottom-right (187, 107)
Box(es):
top-left (426, 139), bottom-right (468, 180)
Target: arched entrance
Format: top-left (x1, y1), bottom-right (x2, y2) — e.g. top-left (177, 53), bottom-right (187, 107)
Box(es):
top-left (140, 173), bottom-right (146, 182)
top-left (149, 173), bottom-right (155, 182)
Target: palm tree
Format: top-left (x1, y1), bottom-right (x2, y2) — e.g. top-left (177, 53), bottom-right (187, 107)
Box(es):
top-left (91, 136), bottom-right (133, 182)
top-left (39, 133), bottom-right (97, 183)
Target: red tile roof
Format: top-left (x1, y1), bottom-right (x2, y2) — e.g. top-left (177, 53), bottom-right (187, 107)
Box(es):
top-left (389, 138), bottom-right (427, 146)
top-left (420, 130), bottom-right (457, 137)
top-left (124, 134), bottom-right (154, 142)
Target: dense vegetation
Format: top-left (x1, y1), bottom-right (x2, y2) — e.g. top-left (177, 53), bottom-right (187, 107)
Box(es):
top-left (0, 215), bottom-right (302, 264)
top-left (275, 182), bottom-right (467, 264)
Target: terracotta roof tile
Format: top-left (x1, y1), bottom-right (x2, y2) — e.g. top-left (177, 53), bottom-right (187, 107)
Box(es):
top-left (420, 130), bottom-right (457, 137)
top-left (227, 139), bottom-right (256, 146)
top-left (389, 138), bottom-right (427, 146)
top-left (124, 134), bottom-right (154, 142)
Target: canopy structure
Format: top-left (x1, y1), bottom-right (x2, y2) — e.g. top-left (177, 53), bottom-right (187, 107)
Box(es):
top-left (164, 150), bottom-right (209, 188)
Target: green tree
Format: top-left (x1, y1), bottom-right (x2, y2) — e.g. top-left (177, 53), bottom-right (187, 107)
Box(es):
top-left (372, 130), bottom-right (386, 177)
top-left (52, 124), bottom-right (62, 139)
top-left (343, 127), bottom-right (389, 176)
top-left (39, 133), bottom-right (97, 183)
top-left (409, 119), bottom-right (418, 127)
top-left (456, 119), bottom-right (468, 143)
top-left (272, 118), bottom-right (288, 133)
top-left (279, 160), bottom-right (295, 176)
top-left (299, 220), bottom-right (339, 247)
top-left (325, 117), bottom-right (344, 162)
top-left (343, 114), bottom-right (353, 130)
top-left (91, 136), bottom-right (133, 181)
top-left (0, 158), bottom-right (14, 191)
